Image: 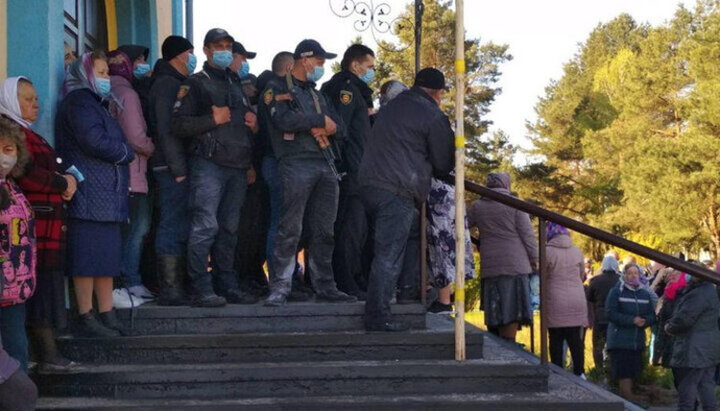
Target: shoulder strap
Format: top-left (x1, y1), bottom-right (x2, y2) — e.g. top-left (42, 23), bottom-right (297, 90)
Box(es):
top-left (308, 89), bottom-right (322, 114)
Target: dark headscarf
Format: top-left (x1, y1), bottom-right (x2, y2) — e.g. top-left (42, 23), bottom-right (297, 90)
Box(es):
top-left (486, 172), bottom-right (511, 191)
top-left (108, 50), bottom-right (133, 82)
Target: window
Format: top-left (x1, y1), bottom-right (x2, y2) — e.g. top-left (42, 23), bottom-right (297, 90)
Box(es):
top-left (64, 0), bottom-right (108, 55)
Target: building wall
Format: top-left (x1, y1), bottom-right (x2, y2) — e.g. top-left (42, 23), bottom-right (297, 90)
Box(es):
top-left (0, 0), bottom-right (6, 80)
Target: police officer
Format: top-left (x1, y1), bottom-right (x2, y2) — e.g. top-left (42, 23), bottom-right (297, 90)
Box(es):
top-left (321, 44), bottom-right (376, 301)
top-left (263, 39), bottom-right (356, 306)
top-left (359, 68), bottom-right (454, 331)
top-left (171, 28), bottom-right (259, 307)
top-left (148, 35), bottom-right (195, 306)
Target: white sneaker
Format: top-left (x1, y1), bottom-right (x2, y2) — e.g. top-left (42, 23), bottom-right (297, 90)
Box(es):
top-left (128, 285), bottom-right (155, 299)
top-left (112, 288), bottom-right (150, 309)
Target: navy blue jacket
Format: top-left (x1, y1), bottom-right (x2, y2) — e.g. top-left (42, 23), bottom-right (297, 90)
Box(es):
top-left (605, 281), bottom-right (657, 351)
top-left (55, 89), bottom-right (134, 222)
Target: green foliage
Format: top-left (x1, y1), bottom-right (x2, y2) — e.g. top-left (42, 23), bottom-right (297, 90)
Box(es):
top-left (374, 0), bottom-right (512, 173)
top-left (522, 3), bottom-right (720, 259)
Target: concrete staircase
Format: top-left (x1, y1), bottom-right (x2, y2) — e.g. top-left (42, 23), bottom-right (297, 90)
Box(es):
top-left (34, 302), bottom-right (628, 410)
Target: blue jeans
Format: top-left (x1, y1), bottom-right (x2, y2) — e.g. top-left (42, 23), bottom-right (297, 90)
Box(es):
top-left (262, 156), bottom-right (281, 274)
top-left (154, 169), bottom-right (190, 256)
top-left (270, 158), bottom-right (339, 296)
top-left (120, 193), bottom-right (152, 287)
top-left (0, 304), bottom-right (28, 372)
top-left (361, 186), bottom-right (416, 326)
top-left (187, 157), bottom-right (248, 295)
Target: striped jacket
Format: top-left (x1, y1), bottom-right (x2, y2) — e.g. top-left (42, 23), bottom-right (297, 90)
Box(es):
top-left (605, 280), bottom-right (657, 351)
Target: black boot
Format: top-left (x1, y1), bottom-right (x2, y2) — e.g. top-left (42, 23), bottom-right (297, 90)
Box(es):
top-left (76, 311), bottom-right (120, 338)
top-left (26, 324), bottom-right (77, 372)
top-left (157, 255), bottom-right (189, 306)
top-left (316, 289), bottom-right (358, 303)
top-left (220, 288), bottom-right (259, 305)
top-left (193, 292), bottom-right (227, 308)
top-left (98, 310), bottom-right (131, 336)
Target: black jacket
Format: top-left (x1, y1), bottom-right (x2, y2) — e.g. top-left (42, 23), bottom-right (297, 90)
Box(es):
top-left (666, 281), bottom-right (720, 368)
top-left (358, 87), bottom-right (453, 202)
top-left (255, 70), bottom-right (277, 161)
top-left (321, 71), bottom-right (373, 175)
top-left (262, 74), bottom-right (345, 161)
top-left (147, 59), bottom-right (188, 177)
top-left (171, 62), bottom-right (253, 169)
top-left (586, 270), bottom-right (619, 326)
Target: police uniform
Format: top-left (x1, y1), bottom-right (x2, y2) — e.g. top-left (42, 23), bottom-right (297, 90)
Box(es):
top-left (321, 70), bottom-right (374, 298)
top-left (263, 40), bottom-right (355, 305)
top-left (170, 29), bottom-right (256, 304)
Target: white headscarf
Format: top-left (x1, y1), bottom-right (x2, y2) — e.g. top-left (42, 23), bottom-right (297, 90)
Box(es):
top-left (0, 76), bottom-right (32, 129)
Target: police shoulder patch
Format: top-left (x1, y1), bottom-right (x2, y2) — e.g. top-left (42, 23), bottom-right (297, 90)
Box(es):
top-left (340, 90), bottom-right (353, 105)
top-left (263, 89), bottom-right (274, 105)
top-left (176, 85), bottom-right (190, 100)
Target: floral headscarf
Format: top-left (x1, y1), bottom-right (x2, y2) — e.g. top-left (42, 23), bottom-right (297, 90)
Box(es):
top-left (0, 76), bottom-right (33, 129)
top-left (546, 222), bottom-right (569, 241)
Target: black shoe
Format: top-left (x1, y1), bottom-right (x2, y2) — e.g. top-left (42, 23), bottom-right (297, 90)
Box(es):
top-left (396, 288), bottom-right (420, 304)
top-left (221, 289), bottom-right (259, 305)
top-left (193, 293), bottom-right (227, 308)
top-left (316, 289), bottom-right (358, 303)
top-left (98, 309), bottom-right (131, 336)
top-left (76, 311), bottom-right (120, 338)
top-left (264, 292), bottom-right (287, 307)
top-left (365, 321), bottom-right (411, 332)
top-left (350, 290), bottom-right (367, 301)
top-left (428, 301), bottom-right (453, 314)
top-left (288, 288), bottom-right (313, 302)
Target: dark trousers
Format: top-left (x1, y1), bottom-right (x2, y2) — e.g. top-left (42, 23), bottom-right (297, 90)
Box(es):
top-left (234, 178), bottom-right (269, 291)
top-left (362, 186), bottom-right (416, 326)
top-left (154, 169), bottom-right (190, 256)
top-left (549, 326), bottom-right (585, 376)
top-left (333, 175), bottom-right (368, 295)
top-left (0, 369), bottom-right (37, 411)
top-left (676, 366), bottom-right (718, 411)
top-left (0, 304), bottom-right (27, 372)
top-left (120, 193), bottom-right (152, 287)
top-left (187, 157), bottom-right (248, 295)
top-left (592, 323), bottom-right (608, 372)
top-left (270, 158), bottom-right (339, 297)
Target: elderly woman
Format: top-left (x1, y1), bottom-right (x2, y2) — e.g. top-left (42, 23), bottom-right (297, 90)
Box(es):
top-left (56, 51), bottom-right (135, 338)
top-left (468, 172), bottom-right (537, 341)
top-left (605, 263), bottom-right (656, 399)
top-left (543, 222), bottom-right (587, 376)
top-left (108, 50), bottom-right (155, 300)
top-left (586, 255), bottom-right (620, 373)
top-left (0, 77), bottom-right (78, 371)
top-left (666, 268), bottom-right (720, 411)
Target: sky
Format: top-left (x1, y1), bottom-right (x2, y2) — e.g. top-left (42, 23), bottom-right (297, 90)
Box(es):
top-left (193, 0), bottom-right (694, 159)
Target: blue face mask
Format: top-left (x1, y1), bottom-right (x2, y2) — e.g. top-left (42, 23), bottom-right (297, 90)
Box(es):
top-left (359, 68), bottom-right (375, 84)
top-left (212, 50), bottom-right (233, 69)
top-left (238, 61), bottom-right (250, 78)
top-left (94, 77), bottom-right (111, 98)
top-left (133, 63), bottom-right (151, 79)
top-left (186, 53), bottom-right (197, 74)
top-left (306, 65), bottom-right (325, 83)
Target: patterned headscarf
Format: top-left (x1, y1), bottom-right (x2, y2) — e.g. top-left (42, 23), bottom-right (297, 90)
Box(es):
top-left (107, 50), bottom-right (133, 83)
top-left (546, 222), bottom-right (570, 241)
top-left (62, 52), bottom-right (102, 98)
top-left (0, 76), bottom-right (32, 129)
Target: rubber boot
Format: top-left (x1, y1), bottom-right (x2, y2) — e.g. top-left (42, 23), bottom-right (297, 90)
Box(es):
top-left (157, 255), bottom-right (189, 306)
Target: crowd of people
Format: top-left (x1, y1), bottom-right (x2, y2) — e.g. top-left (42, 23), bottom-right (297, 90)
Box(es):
top-left (0, 27), bottom-right (716, 411)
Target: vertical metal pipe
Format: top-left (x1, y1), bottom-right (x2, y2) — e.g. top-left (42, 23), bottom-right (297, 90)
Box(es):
top-left (416, 0), bottom-right (428, 307)
top-left (185, 0), bottom-right (193, 43)
top-left (414, 0), bottom-right (423, 76)
top-left (538, 218), bottom-right (548, 365)
top-left (453, 0), bottom-right (466, 362)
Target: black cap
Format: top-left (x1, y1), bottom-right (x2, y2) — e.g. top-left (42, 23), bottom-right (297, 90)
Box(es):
top-left (117, 45), bottom-right (149, 63)
top-left (413, 68), bottom-right (447, 90)
top-left (232, 42), bottom-right (256, 59)
top-left (293, 39), bottom-right (337, 60)
top-left (203, 28), bottom-right (234, 46)
top-left (162, 35), bottom-right (193, 61)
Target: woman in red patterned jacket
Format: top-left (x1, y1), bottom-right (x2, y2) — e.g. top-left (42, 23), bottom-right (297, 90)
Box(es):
top-left (0, 76), bottom-right (78, 371)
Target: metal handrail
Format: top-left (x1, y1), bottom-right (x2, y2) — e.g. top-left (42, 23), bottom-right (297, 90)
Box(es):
top-left (461, 178), bottom-right (720, 285)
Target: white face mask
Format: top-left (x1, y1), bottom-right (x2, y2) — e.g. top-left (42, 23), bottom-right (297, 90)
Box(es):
top-left (0, 154), bottom-right (17, 178)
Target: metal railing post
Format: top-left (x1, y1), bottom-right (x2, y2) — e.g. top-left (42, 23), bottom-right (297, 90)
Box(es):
top-left (538, 218), bottom-right (548, 365)
top-left (420, 205), bottom-right (427, 306)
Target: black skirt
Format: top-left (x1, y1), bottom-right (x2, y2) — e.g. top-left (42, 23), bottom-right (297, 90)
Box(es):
top-left (482, 274), bottom-right (533, 328)
top-left (609, 349), bottom-right (643, 380)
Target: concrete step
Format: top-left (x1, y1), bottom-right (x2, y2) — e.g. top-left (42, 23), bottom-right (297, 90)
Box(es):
top-left (36, 392), bottom-right (623, 410)
top-left (112, 302), bottom-right (426, 334)
top-left (56, 329), bottom-right (482, 364)
top-left (34, 359), bottom-right (548, 400)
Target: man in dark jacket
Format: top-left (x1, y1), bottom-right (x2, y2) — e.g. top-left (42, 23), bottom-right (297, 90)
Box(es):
top-left (171, 28), bottom-right (259, 307)
top-left (359, 68), bottom-right (454, 331)
top-left (147, 35), bottom-right (195, 306)
top-left (666, 275), bottom-right (720, 411)
top-left (263, 39), bottom-right (355, 306)
top-left (321, 44), bottom-right (375, 300)
top-left (586, 254), bottom-right (620, 372)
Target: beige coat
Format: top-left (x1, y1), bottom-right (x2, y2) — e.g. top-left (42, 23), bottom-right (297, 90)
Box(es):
top-left (543, 235), bottom-right (588, 328)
